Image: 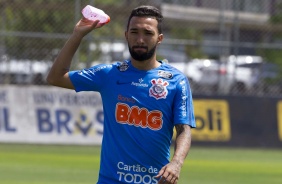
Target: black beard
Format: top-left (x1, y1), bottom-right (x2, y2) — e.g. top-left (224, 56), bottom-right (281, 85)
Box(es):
top-left (128, 44), bottom-right (157, 61)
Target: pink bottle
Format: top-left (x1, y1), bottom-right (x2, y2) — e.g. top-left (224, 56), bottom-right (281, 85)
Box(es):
top-left (81, 5), bottom-right (110, 24)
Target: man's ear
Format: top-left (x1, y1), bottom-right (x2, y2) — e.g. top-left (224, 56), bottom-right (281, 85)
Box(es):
top-left (157, 34), bottom-right (164, 44)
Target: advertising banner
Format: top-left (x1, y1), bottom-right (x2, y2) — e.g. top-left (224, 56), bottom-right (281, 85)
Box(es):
top-left (192, 99), bottom-right (231, 142)
top-left (0, 86), bottom-right (104, 145)
top-left (1, 86), bottom-right (281, 147)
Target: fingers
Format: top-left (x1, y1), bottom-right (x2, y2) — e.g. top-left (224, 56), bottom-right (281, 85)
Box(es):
top-left (157, 174), bottom-right (178, 184)
top-left (79, 18), bottom-right (100, 27)
top-left (96, 22), bottom-right (106, 28)
top-left (155, 167), bottom-right (165, 178)
top-left (156, 167), bottom-right (179, 184)
top-left (165, 173), bottom-right (178, 184)
top-left (73, 18), bottom-right (101, 37)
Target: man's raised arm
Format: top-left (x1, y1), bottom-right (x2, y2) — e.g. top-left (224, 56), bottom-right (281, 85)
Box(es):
top-left (46, 18), bottom-right (102, 89)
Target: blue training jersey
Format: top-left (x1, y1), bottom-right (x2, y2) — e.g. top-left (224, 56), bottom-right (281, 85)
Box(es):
top-left (69, 60), bottom-right (196, 184)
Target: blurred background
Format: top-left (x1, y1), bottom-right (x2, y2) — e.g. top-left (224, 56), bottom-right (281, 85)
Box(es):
top-left (0, 1), bottom-right (282, 183)
top-left (1, 0), bottom-right (282, 146)
top-left (0, 0), bottom-right (282, 96)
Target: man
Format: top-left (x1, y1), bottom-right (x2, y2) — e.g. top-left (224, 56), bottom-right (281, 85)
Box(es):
top-left (47, 5), bottom-right (196, 184)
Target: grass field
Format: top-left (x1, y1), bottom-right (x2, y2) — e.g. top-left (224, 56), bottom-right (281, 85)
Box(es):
top-left (0, 144), bottom-right (282, 184)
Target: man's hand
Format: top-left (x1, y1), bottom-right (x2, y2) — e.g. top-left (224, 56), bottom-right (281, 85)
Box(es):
top-left (155, 160), bottom-right (181, 184)
top-left (47, 17), bottom-right (107, 88)
top-left (73, 18), bottom-right (106, 38)
top-left (155, 124), bottom-right (192, 184)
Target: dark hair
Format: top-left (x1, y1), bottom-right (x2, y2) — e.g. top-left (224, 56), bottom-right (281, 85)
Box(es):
top-left (127, 5), bottom-right (163, 34)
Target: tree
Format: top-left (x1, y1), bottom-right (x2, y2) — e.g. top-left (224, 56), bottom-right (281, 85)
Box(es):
top-left (170, 27), bottom-right (207, 59)
top-left (1, 0), bottom-right (125, 61)
top-left (259, 1), bottom-right (282, 68)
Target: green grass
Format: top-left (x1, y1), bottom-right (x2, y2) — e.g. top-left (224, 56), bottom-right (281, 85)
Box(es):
top-left (186, 147), bottom-right (282, 184)
top-left (0, 144), bottom-right (282, 184)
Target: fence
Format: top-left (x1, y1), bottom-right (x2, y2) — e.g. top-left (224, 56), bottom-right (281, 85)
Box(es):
top-left (0, 0), bottom-right (282, 96)
top-left (1, 85), bottom-right (281, 148)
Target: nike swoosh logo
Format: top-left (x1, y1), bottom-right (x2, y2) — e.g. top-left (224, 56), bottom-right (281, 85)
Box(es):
top-left (116, 81), bottom-right (131, 85)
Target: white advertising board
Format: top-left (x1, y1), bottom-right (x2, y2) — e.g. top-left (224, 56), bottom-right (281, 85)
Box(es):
top-left (0, 86), bottom-right (104, 145)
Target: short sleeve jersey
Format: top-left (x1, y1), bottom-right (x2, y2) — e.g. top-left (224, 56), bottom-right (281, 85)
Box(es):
top-left (69, 60), bottom-right (196, 184)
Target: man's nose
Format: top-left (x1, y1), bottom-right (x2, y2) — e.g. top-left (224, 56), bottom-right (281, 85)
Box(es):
top-left (136, 35), bottom-right (145, 44)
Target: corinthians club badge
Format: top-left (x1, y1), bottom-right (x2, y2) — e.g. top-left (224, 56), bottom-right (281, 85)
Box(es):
top-left (149, 78), bottom-right (169, 100)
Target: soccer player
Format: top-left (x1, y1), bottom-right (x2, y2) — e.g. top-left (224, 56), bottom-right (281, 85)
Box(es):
top-left (47, 5), bottom-right (196, 184)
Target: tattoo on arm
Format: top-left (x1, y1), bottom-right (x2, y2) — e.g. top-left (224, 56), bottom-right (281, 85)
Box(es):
top-left (173, 124), bottom-right (192, 165)
top-left (175, 124), bottom-right (186, 136)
